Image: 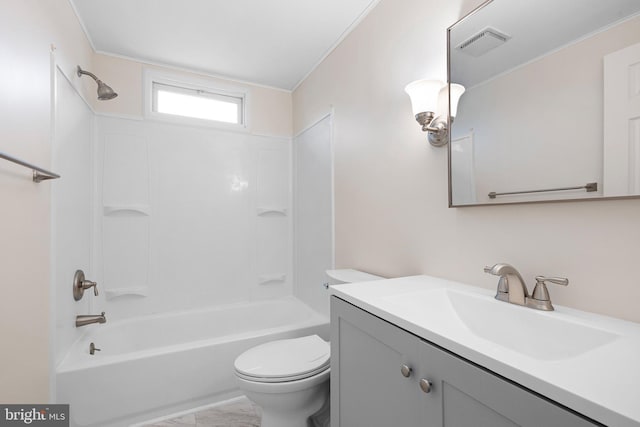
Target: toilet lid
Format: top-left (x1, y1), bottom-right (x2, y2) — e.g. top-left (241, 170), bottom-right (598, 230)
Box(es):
top-left (234, 335), bottom-right (330, 382)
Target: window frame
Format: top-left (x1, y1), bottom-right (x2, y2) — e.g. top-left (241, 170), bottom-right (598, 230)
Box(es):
top-left (144, 69), bottom-right (249, 131)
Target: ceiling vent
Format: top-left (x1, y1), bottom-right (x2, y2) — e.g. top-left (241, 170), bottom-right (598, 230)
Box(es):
top-left (456, 27), bottom-right (511, 57)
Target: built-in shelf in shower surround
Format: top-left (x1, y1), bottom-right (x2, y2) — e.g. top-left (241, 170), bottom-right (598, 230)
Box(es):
top-left (256, 207), bottom-right (287, 216)
top-left (101, 129), bottom-right (150, 301)
top-left (105, 286), bottom-right (149, 299)
top-left (254, 146), bottom-right (291, 301)
top-left (103, 205), bottom-right (151, 216)
top-left (258, 273), bottom-right (287, 285)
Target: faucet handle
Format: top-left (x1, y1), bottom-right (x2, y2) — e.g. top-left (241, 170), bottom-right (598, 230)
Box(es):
top-left (536, 276), bottom-right (569, 286)
top-left (84, 280), bottom-right (99, 296)
top-left (532, 276), bottom-right (568, 301)
top-left (73, 270), bottom-right (99, 300)
top-left (89, 342), bottom-right (101, 355)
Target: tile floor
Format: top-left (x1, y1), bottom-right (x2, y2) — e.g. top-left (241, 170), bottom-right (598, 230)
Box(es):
top-left (143, 397), bottom-right (261, 427)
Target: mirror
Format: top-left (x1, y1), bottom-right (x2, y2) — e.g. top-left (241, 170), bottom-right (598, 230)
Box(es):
top-left (448, 0), bottom-right (640, 206)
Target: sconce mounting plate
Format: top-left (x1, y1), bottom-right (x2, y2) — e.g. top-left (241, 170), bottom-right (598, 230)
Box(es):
top-left (426, 115), bottom-right (449, 147)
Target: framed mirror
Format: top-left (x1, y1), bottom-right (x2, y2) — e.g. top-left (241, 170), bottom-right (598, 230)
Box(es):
top-left (448, 0), bottom-right (640, 206)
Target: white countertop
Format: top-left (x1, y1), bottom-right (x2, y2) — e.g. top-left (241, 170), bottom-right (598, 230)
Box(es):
top-left (330, 275), bottom-right (640, 427)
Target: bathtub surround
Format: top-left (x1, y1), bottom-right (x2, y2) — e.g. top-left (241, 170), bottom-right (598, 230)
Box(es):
top-left (293, 114), bottom-right (335, 317)
top-left (93, 115), bottom-right (292, 319)
top-left (52, 65), bottom-right (95, 369)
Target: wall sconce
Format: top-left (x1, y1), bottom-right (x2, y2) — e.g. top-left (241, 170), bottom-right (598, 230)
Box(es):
top-left (404, 80), bottom-right (465, 147)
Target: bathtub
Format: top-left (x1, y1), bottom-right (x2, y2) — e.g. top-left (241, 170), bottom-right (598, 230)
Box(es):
top-left (56, 296), bottom-right (329, 427)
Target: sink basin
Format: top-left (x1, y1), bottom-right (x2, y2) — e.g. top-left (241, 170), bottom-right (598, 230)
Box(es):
top-left (446, 290), bottom-right (619, 360)
top-left (384, 288), bottom-right (619, 361)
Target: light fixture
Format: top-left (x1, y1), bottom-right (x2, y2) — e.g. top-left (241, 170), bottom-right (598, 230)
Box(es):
top-left (76, 66), bottom-right (118, 101)
top-left (404, 79), bottom-right (465, 147)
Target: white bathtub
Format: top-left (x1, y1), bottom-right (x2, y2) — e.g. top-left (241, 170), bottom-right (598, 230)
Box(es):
top-left (56, 296), bottom-right (329, 427)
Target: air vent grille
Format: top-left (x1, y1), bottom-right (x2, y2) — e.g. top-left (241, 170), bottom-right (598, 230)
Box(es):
top-left (456, 27), bottom-right (511, 57)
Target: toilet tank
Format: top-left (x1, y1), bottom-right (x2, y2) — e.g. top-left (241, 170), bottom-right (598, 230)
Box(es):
top-left (325, 269), bottom-right (384, 285)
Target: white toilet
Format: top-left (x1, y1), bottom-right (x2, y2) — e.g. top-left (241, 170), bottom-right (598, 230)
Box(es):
top-left (233, 269), bottom-right (383, 427)
top-left (235, 335), bottom-right (330, 427)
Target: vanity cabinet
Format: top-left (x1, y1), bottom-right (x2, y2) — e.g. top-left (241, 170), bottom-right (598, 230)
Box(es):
top-left (330, 296), bottom-right (600, 427)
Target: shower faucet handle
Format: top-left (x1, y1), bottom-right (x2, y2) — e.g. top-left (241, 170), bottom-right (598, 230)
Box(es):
top-left (86, 280), bottom-right (99, 296)
top-left (73, 269), bottom-right (99, 301)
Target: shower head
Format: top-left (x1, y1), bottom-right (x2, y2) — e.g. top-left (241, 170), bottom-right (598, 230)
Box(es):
top-left (76, 66), bottom-right (118, 100)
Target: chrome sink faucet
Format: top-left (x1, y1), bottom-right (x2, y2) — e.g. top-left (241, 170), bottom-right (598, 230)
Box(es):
top-left (484, 264), bottom-right (568, 311)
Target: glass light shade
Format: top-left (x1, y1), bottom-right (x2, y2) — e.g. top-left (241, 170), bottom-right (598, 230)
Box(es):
top-left (436, 83), bottom-right (466, 118)
top-left (449, 83), bottom-right (466, 117)
top-left (404, 79), bottom-right (446, 116)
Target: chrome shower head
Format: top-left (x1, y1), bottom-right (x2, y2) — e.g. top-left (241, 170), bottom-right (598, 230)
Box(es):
top-left (77, 66), bottom-right (118, 101)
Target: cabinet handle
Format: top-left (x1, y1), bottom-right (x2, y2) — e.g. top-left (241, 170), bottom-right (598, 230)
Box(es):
top-left (400, 365), bottom-right (412, 378)
top-left (419, 379), bottom-right (432, 393)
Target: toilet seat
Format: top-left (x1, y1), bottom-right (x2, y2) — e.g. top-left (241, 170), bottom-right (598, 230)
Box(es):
top-left (234, 335), bottom-right (330, 383)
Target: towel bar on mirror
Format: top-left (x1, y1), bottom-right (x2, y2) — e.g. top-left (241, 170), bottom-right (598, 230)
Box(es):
top-left (488, 182), bottom-right (597, 199)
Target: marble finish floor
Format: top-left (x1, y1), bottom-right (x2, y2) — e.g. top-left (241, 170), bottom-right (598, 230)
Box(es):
top-left (143, 397), bottom-right (261, 427)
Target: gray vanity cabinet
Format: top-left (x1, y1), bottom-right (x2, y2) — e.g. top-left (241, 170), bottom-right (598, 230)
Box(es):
top-left (330, 296), bottom-right (422, 427)
top-left (330, 296), bottom-right (600, 427)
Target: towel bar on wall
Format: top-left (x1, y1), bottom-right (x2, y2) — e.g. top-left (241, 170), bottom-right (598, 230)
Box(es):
top-left (488, 182), bottom-right (597, 199)
top-left (0, 150), bottom-right (60, 182)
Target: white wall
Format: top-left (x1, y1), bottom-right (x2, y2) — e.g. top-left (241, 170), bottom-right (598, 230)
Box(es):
top-left (293, 0), bottom-right (640, 324)
top-left (0, 0), bottom-right (94, 403)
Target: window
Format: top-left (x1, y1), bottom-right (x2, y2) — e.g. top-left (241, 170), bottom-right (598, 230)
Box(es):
top-left (146, 71), bottom-right (247, 129)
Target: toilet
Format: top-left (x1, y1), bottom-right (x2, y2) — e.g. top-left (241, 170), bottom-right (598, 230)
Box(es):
top-left (233, 269), bottom-right (383, 427)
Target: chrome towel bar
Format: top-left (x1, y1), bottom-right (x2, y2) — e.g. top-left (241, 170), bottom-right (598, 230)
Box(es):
top-left (0, 150), bottom-right (60, 182)
top-left (488, 182), bottom-right (597, 199)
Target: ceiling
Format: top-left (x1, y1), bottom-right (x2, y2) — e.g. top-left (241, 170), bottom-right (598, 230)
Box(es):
top-left (70, 0), bottom-right (378, 91)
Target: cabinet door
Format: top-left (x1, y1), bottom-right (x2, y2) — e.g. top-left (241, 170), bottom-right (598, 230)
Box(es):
top-left (418, 340), bottom-right (601, 427)
top-left (331, 297), bottom-right (422, 427)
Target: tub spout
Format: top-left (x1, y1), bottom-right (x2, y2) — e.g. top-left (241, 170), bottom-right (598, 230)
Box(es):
top-left (76, 312), bottom-right (106, 327)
